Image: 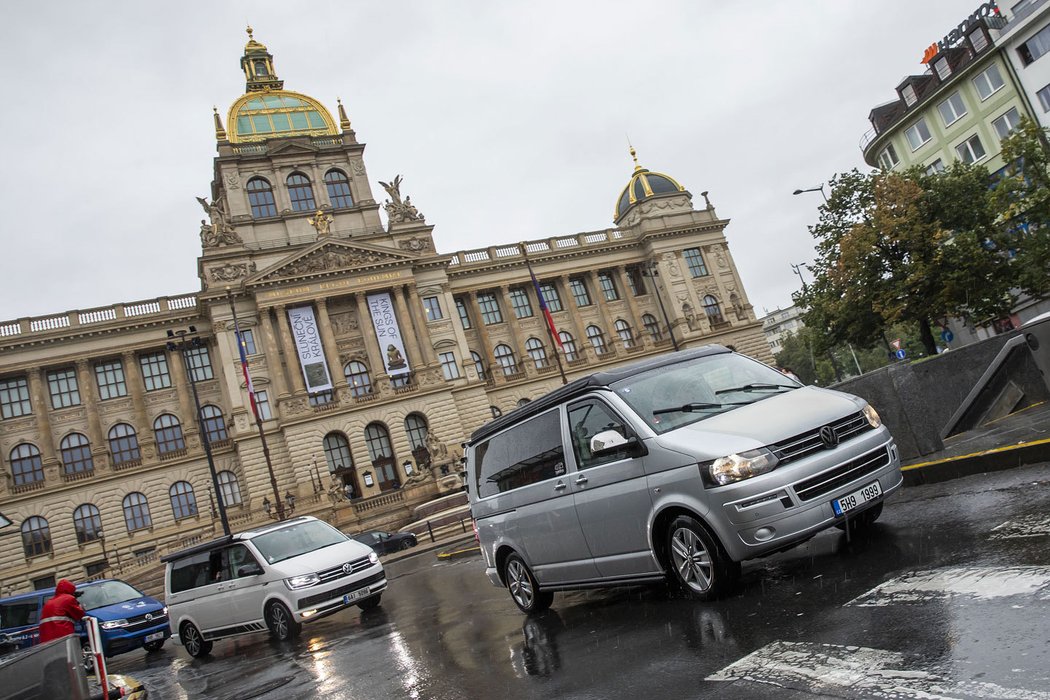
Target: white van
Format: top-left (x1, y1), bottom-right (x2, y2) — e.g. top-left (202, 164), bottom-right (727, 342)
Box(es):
top-left (466, 346), bottom-right (902, 613)
top-left (162, 516), bottom-right (386, 657)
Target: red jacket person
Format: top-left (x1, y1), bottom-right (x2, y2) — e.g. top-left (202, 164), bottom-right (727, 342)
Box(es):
top-left (38, 579), bottom-right (86, 644)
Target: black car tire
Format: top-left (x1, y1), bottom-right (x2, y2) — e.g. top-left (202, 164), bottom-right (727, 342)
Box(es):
top-left (504, 554), bottom-right (554, 615)
top-left (357, 594), bottom-right (382, 611)
top-left (266, 601), bottom-right (302, 641)
top-left (143, 639), bottom-right (165, 653)
top-left (181, 622), bottom-right (213, 658)
top-left (835, 501), bottom-right (883, 534)
top-left (666, 515), bottom-right (740, 600)
top-left (399, 539), bottom-right (412, 551)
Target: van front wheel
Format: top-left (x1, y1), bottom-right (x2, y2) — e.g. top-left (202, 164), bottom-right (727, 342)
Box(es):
top-left (666, 516), bottom-right (739, 600)
top-left (181, 622), bottom-right (212, 658)
top-left (504, 554), bottom-right (553, 615)
top-left (266, 601), bottom-right (302, 641)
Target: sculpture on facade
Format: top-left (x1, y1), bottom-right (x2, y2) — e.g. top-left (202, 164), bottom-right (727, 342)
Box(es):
top-left (196, 196), bottom-right (242, 247)
top-left (379, 175), bottom-right (425, 224)
top-left (308, 208), bottom-right (334, 236)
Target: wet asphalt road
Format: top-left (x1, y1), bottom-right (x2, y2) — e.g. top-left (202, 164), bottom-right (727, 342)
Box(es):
top-left (109, 463), bottom-right (1050, 699)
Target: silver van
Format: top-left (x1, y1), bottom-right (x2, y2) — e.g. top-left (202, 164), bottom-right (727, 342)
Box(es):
top-left (466, 346), bottom-right (902, 613)
top-left (162, 516), bottom-right (386, 657)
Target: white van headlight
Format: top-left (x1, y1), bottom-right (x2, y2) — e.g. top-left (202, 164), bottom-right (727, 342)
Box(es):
top-left (285, 574), bottom-right (320, 590)
top-left (368, 552), bottom-right (379, 565)
top-left (706, 449), bottom-right (779, 486)
top-left (862, 404), bottom-right (882, 428)
top-left (100, 619), bottom-right (128, 630)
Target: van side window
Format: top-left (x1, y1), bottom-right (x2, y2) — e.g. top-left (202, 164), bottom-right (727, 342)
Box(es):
top-left (169, 551), bottom-right (214, 593)
top-left (568, 399), bottom-right (633, 469)
top-left (475, 409), bottom-right (565, 498)
top-left (0, 600), bottom-right (40, 627)
top-left (226, 544), bottom-right (260, 579)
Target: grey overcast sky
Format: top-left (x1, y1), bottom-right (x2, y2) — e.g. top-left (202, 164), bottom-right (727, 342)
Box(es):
top-left (0, 1), bottom-right (972, 323)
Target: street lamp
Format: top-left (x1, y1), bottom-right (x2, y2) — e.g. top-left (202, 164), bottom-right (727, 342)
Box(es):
top-left (643, 261), bottom-right (680, 351)
top-left (403, 459), bottom-right (414, 476)
top-left (262, 492), bottom-right (296, 520)
top-left (167, 327), bottom-right (231, 536)
top-left (792, 184), bottom-right (828, 203)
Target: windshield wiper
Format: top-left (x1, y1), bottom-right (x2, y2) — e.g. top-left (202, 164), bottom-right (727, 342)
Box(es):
top-left (714, 383), bottom-right (797, 395)
top-left (652, 401), bottom-right (748, 416)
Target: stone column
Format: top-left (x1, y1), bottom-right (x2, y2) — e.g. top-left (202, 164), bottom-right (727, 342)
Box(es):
top-left (588, 271), bottom-right (615, 328)
top-left (74, 359), bottom-right (108, 470)
top-left (392, 286), bottom-right (423, 369)
top-left (355, 293), bottom-right (388, 381)
top-left (167, 347), bottom-right (199, 438)
top-left (122, 351), bottom-right (156, 453)
top-left (258, 309), bottom-right (290, 398)
top-left (27, 369), bottom-right (58, 467)
top-left (276, 305), bottom-right (307, 394)
top-left (616, 266), bottom-right (646, 332)
top-left (315, 298), bottom-right (348, 390)
top-left (406, 283), bottom-right (439, 365)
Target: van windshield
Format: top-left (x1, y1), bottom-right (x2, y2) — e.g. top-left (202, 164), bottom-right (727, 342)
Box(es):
top-left (250, 520), bottom-right (348, 564)
top-left (611, 352), bottom-right (799, 435)
top-left (78, 581), bottom-right (145, 610)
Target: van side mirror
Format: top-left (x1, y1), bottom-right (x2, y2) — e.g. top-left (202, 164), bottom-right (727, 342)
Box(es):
top-left (237, 563), bottom-right (264, 577)
top-left (590, 430), bottom-right (642, 457)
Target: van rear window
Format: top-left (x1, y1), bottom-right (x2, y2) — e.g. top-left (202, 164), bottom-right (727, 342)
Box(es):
top-left (0, 601), bottom-right (40, 628)
top-left (475, 409), bottom-right (564, 498)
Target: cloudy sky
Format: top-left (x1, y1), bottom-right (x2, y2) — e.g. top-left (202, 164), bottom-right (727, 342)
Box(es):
top-left (0, 1), bottom-right (972, 322)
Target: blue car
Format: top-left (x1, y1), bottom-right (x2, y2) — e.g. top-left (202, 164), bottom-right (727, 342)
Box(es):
top-left (0, 579), bottom-right (169, 658)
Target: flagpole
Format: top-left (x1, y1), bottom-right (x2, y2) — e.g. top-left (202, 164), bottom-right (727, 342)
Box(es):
top-left (519, 243), bottom-right (568, 385)
top-left (226, 288), bottom-right (287, 520)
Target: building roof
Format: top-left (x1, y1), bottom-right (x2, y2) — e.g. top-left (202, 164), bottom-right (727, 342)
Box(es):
top-left (614, 147), bottom-right (688, 222)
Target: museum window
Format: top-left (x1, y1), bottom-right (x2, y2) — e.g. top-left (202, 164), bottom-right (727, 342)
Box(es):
top-left (597, 272), bottom-right (619, 301)
top-left (955, 134), bottom-right (986, 164)
top-left (993, 108), bottom-right (1021, 141)
top-left (586, 325), bottom-right (607, 355)
top-left (938, 92), bottom-right (967, 127)
top-left (139, 352), bottom-right (172, 391)
top-left (558, 331), bottom-right (578, 361)
top-left (108, 423), bottom-right (140, 465)
top-left (309, 390), bottom-right (334, 406)
top-left (683, 248), bottom-right (709, 277)
top-left (255, 389), bottom-right (273, 420)
top-left (94, 360), bottom-right (127, 400)
top-left (494, 344), bottom-right (518, 375)
top-left (569, 278), bottom-right (592, 307)
top-left (324, 169), bottom-right (354, 209)
top-left (626, 267), bottom-right (646, 296)
top-left (422, 296), bottom-right (443, 321)
top-left (470, 350), bottom-right (487, 380)
top-left (218, 470), bottom-right (243, 507)
top-left (539, 282), bottom-right (563, 312)
top-left (477, 293), bottom-right (503, 325)
top-left (615, 319), bottom-right (635, 348)
top-left (21, 516), bottom-right (51, 558)
top-left (184, 345), bottom-right (214, 382)
top-left (525, 338), bottom-right (548, 368)
top-left (324, 432), bottom-right (354, 472)
top-left (643, 313), bottom-right (662, 340)
top-left (364, 422), bottom-right (399, 490)
top-left (703, 295), bottom-right (725, 324)
top-left (1019, 22), bottom-right (1050, 65)
top-left (199, 404), bottom-right (228, 444)
top-left (973, 64), bottom-right (1004, 100)
top-left (455, 297), bottom-right (472, 329)
top-left (344, 361), bottom-right (373, 397)
top-left (508, 287), bottom-right (533, 319)
top-left (239, 328), bottom-right (257, 355)
top-left (439, 351), bottom-right (460, 380)
top-left (11, 443), bottom-right (44, 486)
top-left (287, 172), bottom-right (316, 212)
top-left (73, 504), bottom-right (102, 544)
top-left (122, 492), bottom-right (152, 533)
top-left (60, 433), bottom-right (94, 475)
top-left (47, 368), bottom-right (80, 409)
top-left (247, 177), bottom-right (278, 218)
top-left (169, 481), bottom-right (198, 521)
top-left (0, 375), bottom-right (31, 419)
top-left (153, 414), bottom-right (185, 454)
top-left (405, 413), bottom-right (429, 467)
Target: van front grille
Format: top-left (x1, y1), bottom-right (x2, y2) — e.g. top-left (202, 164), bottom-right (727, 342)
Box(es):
top-left (771, 412), bottom-right (872, 465)
top-left (124, 612), bottom-right (168, 633)
top-left (317, 556), bottom-right (373, 583)
top-left (297, 571), bottom-right (385, 610)
top-left (792, 446), bottom-right (891, 502)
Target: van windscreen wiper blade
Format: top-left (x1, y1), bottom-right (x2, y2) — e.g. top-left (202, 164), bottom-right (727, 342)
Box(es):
top-left (714, 383), bottom-right (797, 395)
top-left (651, 401), bottom-right (748, 416)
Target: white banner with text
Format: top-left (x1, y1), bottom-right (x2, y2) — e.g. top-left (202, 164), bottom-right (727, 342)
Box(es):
top-left (287, 306), bottom-right (334, 394)
top-left (367, 292), bottom-right (411, 377)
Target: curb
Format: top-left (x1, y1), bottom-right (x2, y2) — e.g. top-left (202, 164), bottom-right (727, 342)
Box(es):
top-left (901, 437), bottom-right (1050, 486)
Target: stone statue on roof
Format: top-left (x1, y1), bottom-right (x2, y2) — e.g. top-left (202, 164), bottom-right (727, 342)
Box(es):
top-left (379, 175), bottom-right (425, 225)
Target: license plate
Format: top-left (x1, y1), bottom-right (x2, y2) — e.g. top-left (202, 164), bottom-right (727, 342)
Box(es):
top-left (831, 480), bottom-right (882, 516)
top-left (144, 631), bottom-right (165, 643)
top-left (343, 589), bottom-right (367, 605)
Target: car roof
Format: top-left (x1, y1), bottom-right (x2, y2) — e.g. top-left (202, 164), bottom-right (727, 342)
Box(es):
top-left (468, 345), bottom-right (729, 444)
top-left (160, 516), bottom-right (318, 563)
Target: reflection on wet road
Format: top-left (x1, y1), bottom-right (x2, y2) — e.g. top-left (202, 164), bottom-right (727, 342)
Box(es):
top-left (109, 464), bottom-right (1050, 699)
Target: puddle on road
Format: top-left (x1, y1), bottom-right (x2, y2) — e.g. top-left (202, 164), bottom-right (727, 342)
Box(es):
top-left (990, 515), bottom-right (1050, 540)
top-left (845, 566), bottom-right (1050, 606)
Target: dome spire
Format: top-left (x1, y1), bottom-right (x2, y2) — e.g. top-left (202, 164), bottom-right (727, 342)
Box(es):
top-left (337, 97), bottom-right (351, 131)
top-left (629, 145), bottom-right (642, 173)
top-left (240, 27), bottom-right (283, 92)
top-left (213, 106), bottom-right (227, 140)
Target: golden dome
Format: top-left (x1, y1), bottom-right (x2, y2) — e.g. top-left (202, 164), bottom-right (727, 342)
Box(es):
top-left (614, 148), bottom-right (687, 222)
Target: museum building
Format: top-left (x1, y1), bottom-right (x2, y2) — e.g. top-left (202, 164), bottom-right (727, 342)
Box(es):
top-left (0, 31), bottom-right (771, 592)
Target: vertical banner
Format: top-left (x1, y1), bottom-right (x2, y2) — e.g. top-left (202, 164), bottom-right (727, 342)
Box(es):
top-left (287, 306), bottom-right (334, 394)
top-left (367, 292), bottom-right (412, 377)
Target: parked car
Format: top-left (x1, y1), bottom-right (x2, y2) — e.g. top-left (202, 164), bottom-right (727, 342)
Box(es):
top-left (162, 516), bottom-right (386, 658)
top-left (0, 579), bottom-right (169, 658)
top-left (351, 530), bottom-right (418, 555)
top-left (466, 345), bottom-right (902, 613)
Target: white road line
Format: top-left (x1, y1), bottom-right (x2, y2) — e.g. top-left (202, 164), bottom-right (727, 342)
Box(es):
top-left (990, 515), bottom-right (1050, 540)
top-left (845, 566), bottom-right (1050, 607)
top-left (706, 640), bottom-right (1050, 699)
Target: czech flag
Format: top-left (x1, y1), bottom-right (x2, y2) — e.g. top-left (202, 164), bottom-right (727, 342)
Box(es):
top-left (232, 315), bottom-right (259, 420)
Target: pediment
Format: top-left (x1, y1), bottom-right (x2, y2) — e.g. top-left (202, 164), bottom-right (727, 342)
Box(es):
top-left (250, 240), bottom-right (413, 283)
top-left (268, 140), bottom-right (319, 156)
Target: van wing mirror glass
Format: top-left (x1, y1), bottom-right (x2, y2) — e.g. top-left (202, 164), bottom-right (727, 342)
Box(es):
top-left (237, 563), bottom-right (264, 577)
top-left (590, 429), bottom-right (629, 455)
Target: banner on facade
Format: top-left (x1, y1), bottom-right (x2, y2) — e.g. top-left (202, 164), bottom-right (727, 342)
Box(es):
top-left (367, 292), bottom-right (412, 377)
top-left (287, 306), bottom-right (334, 394)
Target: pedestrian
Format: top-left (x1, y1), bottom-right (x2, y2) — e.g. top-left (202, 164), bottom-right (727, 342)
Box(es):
top-left (38, 579), bottom-right (86, 644)
top-left (778, 366), bottom-right (801, 383)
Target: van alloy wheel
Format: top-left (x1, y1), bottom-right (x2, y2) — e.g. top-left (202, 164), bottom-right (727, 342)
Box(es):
top-left (671, 526), bottom-right (714, 593)
top-left (181, 622), bottom-right (212, 658)
top-left (504, 554), bottom-right (553, 614)
top-left (266, 601), bottom-right (301, 641)
top-left (666, 515), bottom-right (740, 601)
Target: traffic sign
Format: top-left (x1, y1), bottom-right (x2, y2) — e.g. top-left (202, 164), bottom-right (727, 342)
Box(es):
top-left (895, 349), bottom-right (907, 360)
top-left (941, 329), bottom-right (954, 343)
top-left (890, 338), bottom-right (902, 351)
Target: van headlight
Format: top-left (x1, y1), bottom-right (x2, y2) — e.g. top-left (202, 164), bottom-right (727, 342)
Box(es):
top-left (100, 619), bottom-right (128, 630)
top-left (284, 574), bottom-right (320, 590)
top-left (706, 449), bottom-right (779, 486)
top-left (862, 404), bottom-right (882, 428)
top-left (368, 552), bottom-right (379, 565)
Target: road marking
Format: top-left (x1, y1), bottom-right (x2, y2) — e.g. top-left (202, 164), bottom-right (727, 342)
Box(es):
top-left (990, 515), bottom-right (1050, 540)
top-left (707, 640), bottom-right (1050, 699)
top-left (846, 566), bottom-right (1050, 606)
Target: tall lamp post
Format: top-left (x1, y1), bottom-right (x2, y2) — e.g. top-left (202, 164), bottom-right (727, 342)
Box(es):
top-left (644, 261), bottom-right (680, 351)
top-left (792, 184), bottom-right (828, 203)
top-left (167, 327), bottom-right (231, 536)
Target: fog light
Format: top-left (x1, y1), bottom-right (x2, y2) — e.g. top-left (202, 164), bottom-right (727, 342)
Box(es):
top-left (754, 527), bottom-right (775, 542)
top-left (300, 609), bottom-right (318, 618)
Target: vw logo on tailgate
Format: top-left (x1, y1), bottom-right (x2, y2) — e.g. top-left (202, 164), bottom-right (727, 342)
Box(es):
top-left (819, 425), bottom-right (839, 449)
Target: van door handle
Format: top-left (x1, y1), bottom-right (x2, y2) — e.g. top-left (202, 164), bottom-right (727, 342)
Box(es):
top-left (554, 481), bottom-right (567, 491)
top-left (575, 475), bottom-right (588, 485)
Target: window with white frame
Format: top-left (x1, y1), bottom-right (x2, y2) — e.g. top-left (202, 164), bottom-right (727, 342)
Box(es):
top-left (255, 389), bottom-right (272, 419)
top-left (969, 28), bottom-right (989, 53)
top-left (1019, 23), bottom-right (1050, 65)
top-left (993, 107), bottom-right (1021, 140)
top-left (218, 470), bottom-right (243, 507)
top-left (1039, 84), bottom-right (1050, 112)
top-left (878, 143), bottom-right (900, 170)
top-left (902, 84), bottom-right (917, 107)
top-left (439, 351), bottom-right (460, 380)
top-left (933, 56), bottom-right (952, 80)
top-left (905, 118), bottom-right (932, 151)
top-left (938, 92), bottom-right (967, 126)
top-left (422, 296), bottom-right (443, 321)
top-left (955, 134), bottom-right (986, 164)
top-left (973, 64), bottom-right (1004, 100)
top-left (47, 368), bottom-right (80, 409)
top-left (926, 159), bottom-right (945, 175)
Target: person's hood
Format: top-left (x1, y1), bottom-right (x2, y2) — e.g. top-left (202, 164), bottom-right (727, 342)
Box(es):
top-left (55, 579), bottom-right (76, 595)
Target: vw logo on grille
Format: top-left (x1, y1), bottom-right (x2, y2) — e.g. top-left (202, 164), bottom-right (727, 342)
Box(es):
top-left (820, 425), bottom-right (839, 449)
top-left (342, 562), bottom-right (352, 574)
top-left (144, 613), bottom-right (153, 621)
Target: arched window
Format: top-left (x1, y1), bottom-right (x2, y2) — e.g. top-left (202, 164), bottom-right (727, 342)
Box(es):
top-left (108, 423), bottom-right (140, 466)
top-left (405, 413), bottom-right (429, 467)
top-left (11, 443), bottom-right (44, 486)
top-left (324, 169), bottom-right (354, 209)
top-left (494, 344), bottom-right (517, 376)
top-left (154, 414), bottom-right (185, 454)
top-left (643, 313), bottom-right (662, 340)
top-left (586, 325), bottom-right (607, 355)
top-left (525, 338), bottom-right (548, 369)
top-left (364, 423), bottom-right (399, 491)
top-left (123, 492), bottom-right (152, 532)
top-left (490, 406), bottom-right (503, 419)
top-left (517, 398), bottom-right (531, 407)
top-left (470, 351), bottom-right (486, 380)
top-left (558, 332), bottom-right (578, 361)
top-left (169, 481), bottom-right (198, 520)
top-left (703, 295), bottom-right (724, 324)
top-left (73, 504), bottom-right (102, 544)
top-left (287, 172), bottom-right (316, 212)
top-left (247, 177), bottom-right (278, 218)
top-left (199, 405), bottom-right (228, 444)
top-left (21, 516), bottom-right (51, 557)
top-left (60, 433), bottom-right (94, 475)
top-left (323, 433), bottom-right (354, 471)
top-left (344, 361), bottom-right (373, 398)
top-left (217, 470), bottom-right (243, 507)
top-left (614, 319), bottom-right (635, 348)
